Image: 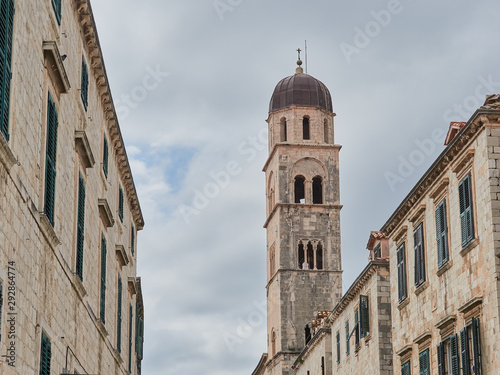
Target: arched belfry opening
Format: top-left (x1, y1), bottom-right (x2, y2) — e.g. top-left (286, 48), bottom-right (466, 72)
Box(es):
top-left (316, 242), bottom-right (323, 270)
top-left (313, 176), bottom-right (323, 204)
top-left (307, 241), bottom-right (314, 268)
top-left (280, 117), bottom-right (287, 142)
top-left (294, 176), bottom-right (305, 203)
top-left (298, 241), bottom-right (305, 269)
top-left (303, 117), bottom-right (310, 140)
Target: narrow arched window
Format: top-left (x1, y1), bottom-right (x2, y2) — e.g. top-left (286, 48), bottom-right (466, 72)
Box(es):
top-left (271, 329), bottom-right (277, 356)
top-left (305, 325), bottom-right (312, 345)
top-left (303, 117), bottom-right (310, 140)
top-left (316, 243), bottom-right (323, 270)
top-left (313, 177), bottom-right (323, 204)
top-left (280, 118), bottom-right (287, 142)
top-left (324, 119), bottom-right (329, 143)
top-left (298, 242), bottom-right (305, 269)
top-left (294, 176), bottom-right (305, 203)
top-left (307, 242), bottom-right (314, 269)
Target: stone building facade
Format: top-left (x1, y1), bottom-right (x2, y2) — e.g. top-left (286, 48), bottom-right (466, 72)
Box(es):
top-left (0, 1), bottom-right (145, 374)
top-left (381, 97), bottom-right (500, 375)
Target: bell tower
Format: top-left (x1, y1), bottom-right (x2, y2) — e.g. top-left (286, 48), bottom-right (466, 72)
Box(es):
top-left (263, 54), bottom-right (342, 374)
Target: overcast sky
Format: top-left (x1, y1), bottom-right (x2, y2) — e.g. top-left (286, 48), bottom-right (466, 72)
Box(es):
top-left (90, 1), bottom-right (500, 374)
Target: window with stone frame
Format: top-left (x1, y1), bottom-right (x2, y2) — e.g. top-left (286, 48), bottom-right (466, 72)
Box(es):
top-left (39, 332), bottom-right (52, 375)
top-left (336, 331), bottom-right (340, 363)
top-left (401, 360), bottom-right (411, 375)
top-left (435, 198), bottom-right (449, 268)
top-left (0, 0), bottom-right (14, 142)
top-left (397, 242), bottom-right (408, 302)
top-left (51, 0), bottom-right (61, 24)
top-left (303, 116), bottom-right (310, 140)
top-left (294, 175), bottom-right (305, 203)
top-left (345, 320), bottom-right (350, 355)
top-left (413, 222), bottom-right (426, 287)
top-left (437, 334), bottom-right (459, 375)
top-left (280, 117), bottom-right (287, 142)
top-left (269, 243), bottom-right (276, 277)
top-left (419, 349), bottom-right (430, 375)
top-left (460, 317), bottom-right (482, 375)
top-left (323, 119), bottom-right (329, 143)
top-left (458, 173), bottom-right (475, 247)
top-left (312, 176), bottom-right (323, 204)
top-left (44, 91), bottom-right (59, 227)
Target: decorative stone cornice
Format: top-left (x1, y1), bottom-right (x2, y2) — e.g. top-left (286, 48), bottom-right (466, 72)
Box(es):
top-left (381, 109), bottom-right (498, 236)
top-left (263, 143), bottom-right (342, 172)
top-left (74, 0), bottom-right (144, 230)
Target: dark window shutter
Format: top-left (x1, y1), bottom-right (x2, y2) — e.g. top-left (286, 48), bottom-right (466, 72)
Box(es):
top-left (118, 185), bottom-right (124, 222)
top-left (76, 174), bottom-right (85, 281)
top-left (461, 327), bottom-right (471, 375)
top-left (345, 321), bottom-right (350, 355)
top-left (81, 57), bottom-right (89, 110)
top-left (414, 223), bottom-right (425, 286)
top-left (103, 136), bottom-right (109, 177)
top-left (472, 318), bottom-right (482, 375)
top-left (131, 224), bottom-right (135, 256)
top-left (128, 304), bottom-right (133, 372)
top-left (39, 333), bottom-right (52, 375)
top-left (117, 276), bottom-right (122, 353)
top-left (459, 175), bottom-right (474, 246)
top-left (419, 349), bottom-right (429, 375)
top-left (435, 200), bottom-right (449, 268)
top-left (51, 0), bottom-right (61, 24)
top-left (397, 243), bottom-right (407, 302)
top-left (336, 331), bottom-right (340, 363)
top-left (44, 92), bottom-right (59, 226)
top-left (100, 235), bottom-right (107, 323)
top-left (137, 317), bottom-right (144, 360)
top-left (451, 334), bottom-right (459, 375)
top-left (0, 0), bottom-right (14, 141)
top-left (359, 295), bottom-right (369, 337)
top-left (401, 361), bottom-right (411, 375)
top-left (354, 310), bottom-right (359, 346)
top-left (437, 342), bottom-right (444, 375)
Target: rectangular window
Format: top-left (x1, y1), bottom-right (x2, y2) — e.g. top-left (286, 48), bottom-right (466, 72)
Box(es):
top-left (435, 199), bottom-right (449, 268)
top-left (131, 224), bottom-right (135, 256)
top-left (397, 242), bottom-right (407, 302)
top-left (419, 349), bottom-right (430, 375)
top-left (354, 310), bottom-right (359, 347)
top-left (459, 174), bottom-right (474, 247)
top-left (44, 92), bottom-right (59, 226)
top-left (414, 223), bottom-right (426, 287)
top-left (336, 331), bottom-right (340, 363)
top-left (374, 243), bottom-right (381, 258)
top-left (0, 0), bottom-right (14, 141)
top-left (461, 318), bottom-right (482, 375)
top-left (39, 333), bottom-right (52, 375)
top-left (76, 174), bottom-right (85, 281)
top-left (81, 56), bottom-right (89, 110)
top-left (345, 320), bottom-right (350, 355)
top-left (437, 334), bottom-right (459, 375)
top-left (103, 136), bottom-right (109, 177)
top-left (359, 295), bottom-right (370, 338)
top-left (128, 304), bottom-right (133, 372)
top-left (401, 360), bottom-right (411, 375)
top-left (118, 185), bottom-right (124, 222)
top-left (51, 0), bottom-right (61, 24)
top-left (100, 235), bottom-right (107, 323)
top-left (117, 275), bottom-right (122, 353)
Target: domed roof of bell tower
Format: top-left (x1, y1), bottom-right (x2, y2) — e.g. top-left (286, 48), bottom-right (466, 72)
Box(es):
top-left (269, 53), bottom-right (333, 114)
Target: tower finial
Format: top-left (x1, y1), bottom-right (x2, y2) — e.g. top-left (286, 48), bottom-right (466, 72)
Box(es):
top-left (296, 48), bottom-right (304, 74)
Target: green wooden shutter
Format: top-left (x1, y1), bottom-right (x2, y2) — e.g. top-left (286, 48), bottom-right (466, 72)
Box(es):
top-left (414, 223), bottom-right (425, 286)
top-left (0, 0), bottom-right (14, 141)
top-left (137, 317), bottom-right (144, 360)
top-left (81, 56), bottom-right (88, 110)
top-left (44, 92), bottom-right (59, 226)
top-left (118, 185), bottom-right (124, 222)
top-left (437, 342), bottom-right (444, 375)
top-left (131, 224), bottom-right (135, 256)
top-left (472, 318), bottom-right (482, 375)
top-left (117, 276), bottom-right (122, 353)
top-left (345, 321), bottom-right (350, 355)
top-left (419, 349), bottom-right (429, 375)
top-left (461, 328), bottom-right (471, 375)
top-left (100, 235), bottom-right (107, 323)
top-left (39, 333), bottom-right (52, 375)
top-left (451, 334), bottom-right (459, 375)
top-left (103, 136), bottom-right (109, 177)
top-left (435, 200), bottom-right (449, 268)
top-left (359, 295), bottom-right (369, 337)
top-left (401, 361), bottom-right (411, 375)
top-left (76, 174), bottom-right (85, 281)
top-left (128, 304), bottom-right (133, 372)
top-left (354, 310), bottom-right (359, 346)
top-left (336, 331), bottom-right (340, 363)
top-left (459, 175), bottom-right (474, 246)
top-left (51, 0), bottom-right (61, 24)
top-left (397, 243), bottom-right (407, 302)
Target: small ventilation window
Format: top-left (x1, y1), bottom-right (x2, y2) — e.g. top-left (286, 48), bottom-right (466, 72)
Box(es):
top-left (280, 117), bottom-right (287, 142)
top-left (294, 176), bottom-right (305, 203)
top-left (324, 119), bottom-right (329, 143)
top-left (303, 117), bottom-right (310, 140)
